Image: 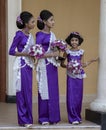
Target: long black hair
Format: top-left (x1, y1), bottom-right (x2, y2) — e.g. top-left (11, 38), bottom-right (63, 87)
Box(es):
top-left (16, 11), bottom-right (33, 29)
top-left (37, 10), bottom-right (53, 30)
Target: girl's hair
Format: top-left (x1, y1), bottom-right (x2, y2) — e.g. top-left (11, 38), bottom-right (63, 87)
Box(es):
top-left (65, 32), bottom-right (84, 46)
top-left (37, 10), bottom-right (53, 30)
top-left (16, 11), bottom-right (33, 29)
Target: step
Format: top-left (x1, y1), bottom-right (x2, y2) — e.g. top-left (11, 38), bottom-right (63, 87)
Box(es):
top-left (0, 122), bottom-right (101, 130)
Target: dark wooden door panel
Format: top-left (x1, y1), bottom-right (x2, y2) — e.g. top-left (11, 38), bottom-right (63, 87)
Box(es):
top-left (0, 0), bottom-right (6, 102)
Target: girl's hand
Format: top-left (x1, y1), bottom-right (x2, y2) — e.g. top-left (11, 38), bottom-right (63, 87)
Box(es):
top-left (83, 57), bottom-right (99, 68)
top-left (65, 47), bottom-right (68, 52)
top-left (90, 57), bottom-right (99, 62)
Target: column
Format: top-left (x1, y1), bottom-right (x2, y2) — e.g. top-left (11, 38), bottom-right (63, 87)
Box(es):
top-left (7, 0), bottom-right (22, 97)
top-left (90, 0), bottom-right (106, 112)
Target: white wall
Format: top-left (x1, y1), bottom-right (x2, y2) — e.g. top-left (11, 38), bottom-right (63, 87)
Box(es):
top-left (7, 0), bottom-right (22, 96)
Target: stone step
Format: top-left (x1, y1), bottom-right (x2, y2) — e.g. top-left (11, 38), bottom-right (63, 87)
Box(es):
top-left (0, 122), bottom-right (101, 130)
top-left (0, 126), bottom-right (100, 130)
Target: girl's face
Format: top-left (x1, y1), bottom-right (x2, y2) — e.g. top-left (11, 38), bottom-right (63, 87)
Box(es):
top-left (26, 17), bottom-right (35, 29)
top-left (70, 37), bottom-right (79, 48)
top-left (44, 16), bottom-right (55, 28)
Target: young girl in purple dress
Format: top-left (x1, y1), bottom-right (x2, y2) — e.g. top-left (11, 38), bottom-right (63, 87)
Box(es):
top-left (9, 11), bottom-right (35, 128)
top-left (61, 32), bottom-right (98, 125)
top-left (35, 10), bottom-right (61, 125)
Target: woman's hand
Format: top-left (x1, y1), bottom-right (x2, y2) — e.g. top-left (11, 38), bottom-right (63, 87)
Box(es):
top-left (51, 51), bottom-right (60, 57)
top-left (15, 52), bottom-right (30, 57)
top-left (41, 50), bottom-right (60, 58)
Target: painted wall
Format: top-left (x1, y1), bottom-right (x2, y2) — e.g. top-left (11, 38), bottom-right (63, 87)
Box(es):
top-left (7, 0), bottom-right (22, 95)
top-left (22, 0), bottom-right (100, 96)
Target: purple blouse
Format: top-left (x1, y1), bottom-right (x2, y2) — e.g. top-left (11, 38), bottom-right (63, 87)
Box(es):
top-left (9, 31), bottom-right (29, 55)
top-left (36, 31), bottom-right (51, 52)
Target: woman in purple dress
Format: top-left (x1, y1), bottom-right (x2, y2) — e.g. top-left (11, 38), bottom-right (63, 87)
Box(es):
top-left (36, 10), bottom-right (61, 125)
top-left (61, 32), bottom-right (97, 125)
top-left (9, 11), bottom-right (35, 128)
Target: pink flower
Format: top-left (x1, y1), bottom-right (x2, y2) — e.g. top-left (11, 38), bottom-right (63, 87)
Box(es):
top-left (51, 40), bottom-right (67, 51)
top-left (67, 60), bottom-right (82, 75)
top-left (29, 44), bottom-right (45, 59)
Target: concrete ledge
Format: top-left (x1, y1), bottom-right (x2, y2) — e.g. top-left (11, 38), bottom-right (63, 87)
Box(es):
top-left (85, 109), bottom-right (106, 130)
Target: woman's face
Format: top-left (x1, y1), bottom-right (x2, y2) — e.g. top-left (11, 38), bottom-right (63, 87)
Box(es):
top-left (45, 16), bottom-right (55, 28)
top-left (70, 37), bottom-right (79, 48)
top-left (26, 17), bottom-right (35, 29)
